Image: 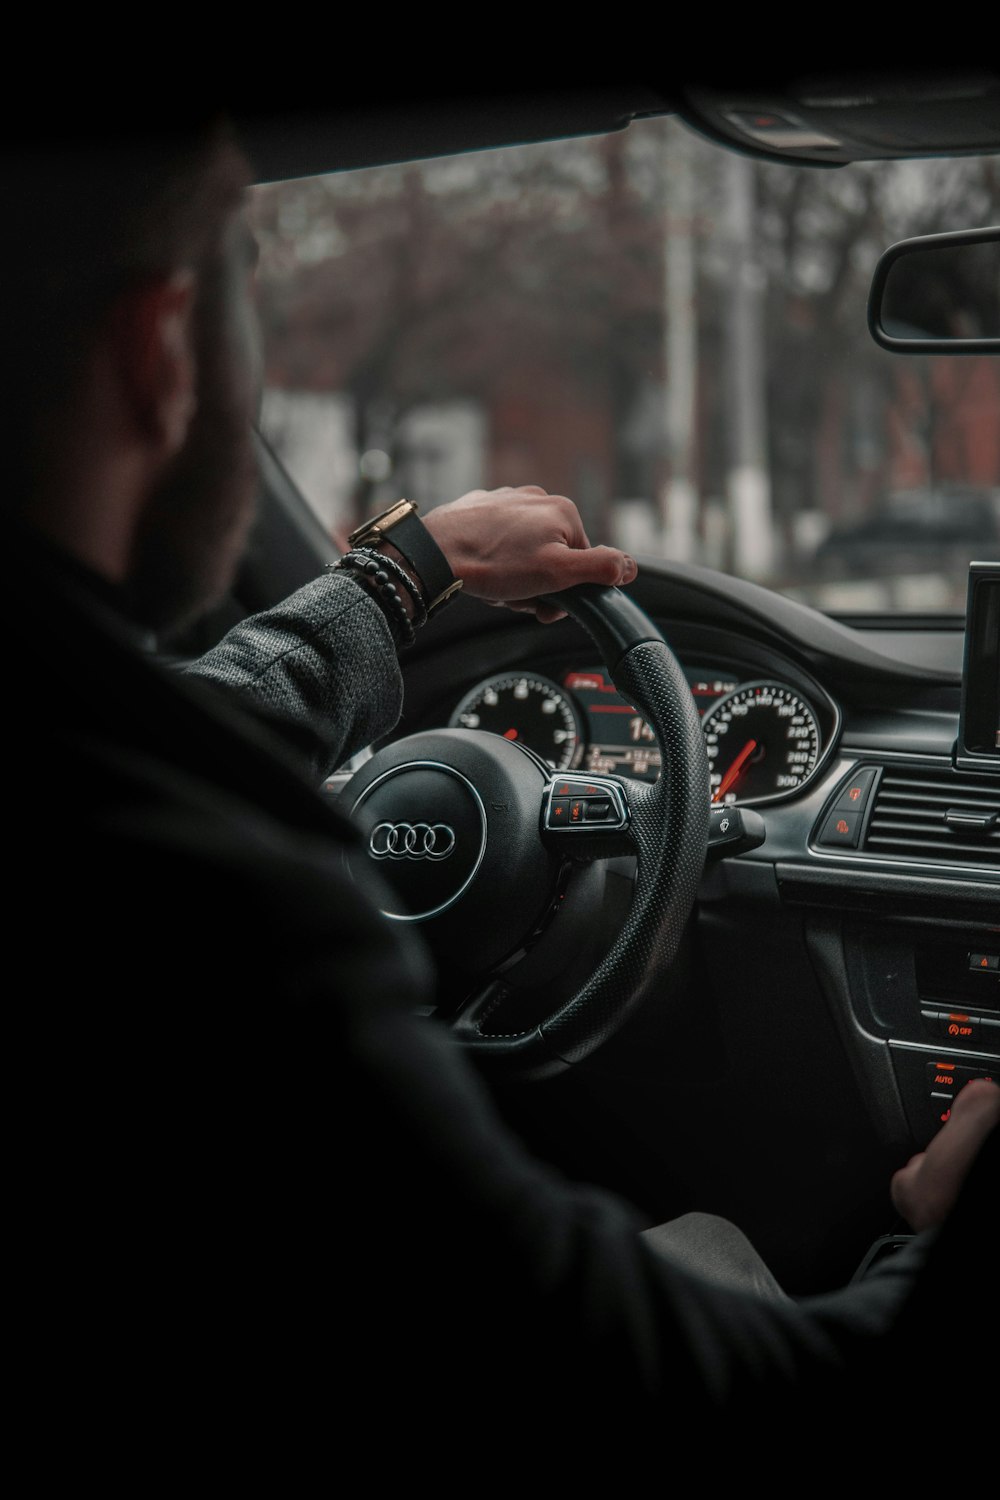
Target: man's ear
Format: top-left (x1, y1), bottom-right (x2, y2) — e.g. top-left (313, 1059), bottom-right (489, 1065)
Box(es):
top-left (110, 272), bottom-right (197, 457)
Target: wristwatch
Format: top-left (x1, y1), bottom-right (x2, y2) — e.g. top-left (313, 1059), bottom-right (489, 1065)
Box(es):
top-left (347, 499), bottom-right (463, 618)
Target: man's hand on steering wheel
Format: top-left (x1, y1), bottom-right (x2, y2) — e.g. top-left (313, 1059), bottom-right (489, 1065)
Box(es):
top-left (343, 487), bottom-right (709, 1080)
top-left (421, 485), bottom-right (639, 623)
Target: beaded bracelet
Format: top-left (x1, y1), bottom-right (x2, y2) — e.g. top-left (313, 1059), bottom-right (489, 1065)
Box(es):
top-left (328, 552), bottom-right (416, 649)
top-left (348, 545), bottom-right (429, 630)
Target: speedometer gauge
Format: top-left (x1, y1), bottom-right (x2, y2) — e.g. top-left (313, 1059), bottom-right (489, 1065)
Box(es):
top-left (702, 682), bottom-right (820, 805)
top-left (449, 674), bottom-right (583, 771)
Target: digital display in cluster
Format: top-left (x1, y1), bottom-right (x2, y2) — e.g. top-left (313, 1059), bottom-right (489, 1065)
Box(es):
top-left (563, 669), bottom-right (737, 783)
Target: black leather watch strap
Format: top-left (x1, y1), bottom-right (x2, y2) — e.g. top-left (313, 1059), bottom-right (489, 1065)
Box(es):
top-left (348, 500), bottom-right (463, 617)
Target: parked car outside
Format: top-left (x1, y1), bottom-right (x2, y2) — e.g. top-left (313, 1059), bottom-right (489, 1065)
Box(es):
top-left (815, 485), bottom-right (1000, 579)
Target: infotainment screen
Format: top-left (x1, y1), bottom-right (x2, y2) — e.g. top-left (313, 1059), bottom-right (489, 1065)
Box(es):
top-left (957, 562), bottom-right (1000, 769)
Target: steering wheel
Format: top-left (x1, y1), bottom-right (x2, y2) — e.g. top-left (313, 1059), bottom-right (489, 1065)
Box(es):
top-left (342, 584), bottom-right (709, 1080)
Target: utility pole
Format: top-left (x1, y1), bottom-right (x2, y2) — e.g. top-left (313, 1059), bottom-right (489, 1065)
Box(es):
top-left (725, 153), bottom-right (774, 580)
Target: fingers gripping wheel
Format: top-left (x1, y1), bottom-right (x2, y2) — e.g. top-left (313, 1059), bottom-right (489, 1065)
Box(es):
top-left (452, 583), bottom-right (710, 1076)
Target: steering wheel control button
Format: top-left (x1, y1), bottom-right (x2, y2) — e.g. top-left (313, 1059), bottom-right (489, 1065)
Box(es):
top-left (833, 766), bottom-right (878, 814)
top-left (543, 776), bottom-right (628, 833)
top-left (351, 760), bottom-right (487, 922)
top-left (818, 809), bottom-right (862, 847)
top-left (584, 798), bottom-right (613, 822)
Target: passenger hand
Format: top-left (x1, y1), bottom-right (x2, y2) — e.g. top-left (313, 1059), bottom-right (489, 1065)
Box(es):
top-left (890, 1078), bottom-right (1000, 1232)
top-left (422, 485), bottom-right (638, 624)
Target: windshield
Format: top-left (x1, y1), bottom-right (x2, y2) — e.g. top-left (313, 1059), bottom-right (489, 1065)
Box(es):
top-left (250, 116), bottom-right (1000, 615)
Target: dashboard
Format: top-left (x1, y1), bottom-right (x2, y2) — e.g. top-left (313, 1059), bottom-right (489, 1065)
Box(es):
top-left (364, 562), bottom-right (997, 870)
top-left (336, 561), bottom-right (999, 1190)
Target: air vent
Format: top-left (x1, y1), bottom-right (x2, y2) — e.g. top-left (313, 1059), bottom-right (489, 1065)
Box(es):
top-left (865, 766), bottom-right (1000, 869)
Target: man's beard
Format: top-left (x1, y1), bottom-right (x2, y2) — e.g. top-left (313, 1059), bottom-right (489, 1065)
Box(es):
top-left (128, 401), bottom-right (256, 637)
top-left (127, 257), bottom-right (259, 636)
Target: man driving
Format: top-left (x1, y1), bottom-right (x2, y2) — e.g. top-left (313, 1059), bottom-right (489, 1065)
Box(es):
top-left (8, 109), bottom-right (996, 1479)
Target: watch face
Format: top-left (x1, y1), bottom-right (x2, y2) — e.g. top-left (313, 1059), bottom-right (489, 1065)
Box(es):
top-left (350, 500), bottom-right (415, 546)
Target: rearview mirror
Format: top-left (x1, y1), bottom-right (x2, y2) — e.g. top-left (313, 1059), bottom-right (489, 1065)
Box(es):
top-left (868, 226), bottom-right (1000, 353)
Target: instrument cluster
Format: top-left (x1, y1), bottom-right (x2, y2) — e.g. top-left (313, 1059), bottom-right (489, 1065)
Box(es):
top-left (448, 662), bottom-right (840, 807)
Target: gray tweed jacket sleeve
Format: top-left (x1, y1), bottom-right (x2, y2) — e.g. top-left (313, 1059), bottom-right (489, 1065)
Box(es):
top-left (183, 570), bottom-right (403, 782)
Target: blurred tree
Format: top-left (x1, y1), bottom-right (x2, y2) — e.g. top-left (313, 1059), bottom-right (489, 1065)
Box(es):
top-left (252, 130), bottom-right (665, 532)
top-left (749, 153), bottom-right (1000, 551)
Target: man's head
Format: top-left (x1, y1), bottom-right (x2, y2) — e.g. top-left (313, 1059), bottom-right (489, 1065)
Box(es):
top-left (5, 113), bottom-right (258, 632)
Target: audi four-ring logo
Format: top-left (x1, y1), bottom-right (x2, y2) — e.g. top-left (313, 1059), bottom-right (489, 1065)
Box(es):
top-left (369, 821), bottom-right (457, 860)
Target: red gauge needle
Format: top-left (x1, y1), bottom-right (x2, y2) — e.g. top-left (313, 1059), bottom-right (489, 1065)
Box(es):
top-left (712, 738), bottom-right (758, 802)
top-left (503, 728), bottom-right (518, 740)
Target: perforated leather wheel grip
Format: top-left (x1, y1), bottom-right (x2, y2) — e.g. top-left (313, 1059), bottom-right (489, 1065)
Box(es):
top-left (450, 582), bottom-right (710, 1079)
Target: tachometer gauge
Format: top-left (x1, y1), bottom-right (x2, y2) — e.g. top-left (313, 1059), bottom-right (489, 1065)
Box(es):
top-left (702, 682), bottom-right (821, 805)
top-left (449, 673), bottom-right (583, 771)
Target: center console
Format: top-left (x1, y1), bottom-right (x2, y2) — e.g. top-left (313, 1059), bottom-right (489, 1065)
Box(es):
top-left (788, 563), bottom-right (1000, 1153)
top-left (847, 920), bottom-right (996, 1140)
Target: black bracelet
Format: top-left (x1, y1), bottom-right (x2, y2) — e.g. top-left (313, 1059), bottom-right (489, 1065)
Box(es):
top-left (348, 546), bottom-right (429, 630)
top-left (347, 499), bottom-right (462, 618)
top-left (329, 553), bottom-right (416, 649)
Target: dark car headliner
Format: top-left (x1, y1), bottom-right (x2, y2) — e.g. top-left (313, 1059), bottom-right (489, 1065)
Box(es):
top-left (12, 68), bottom-right (999, 181)
top-left (234, 72), bottom-right (1000, 184)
